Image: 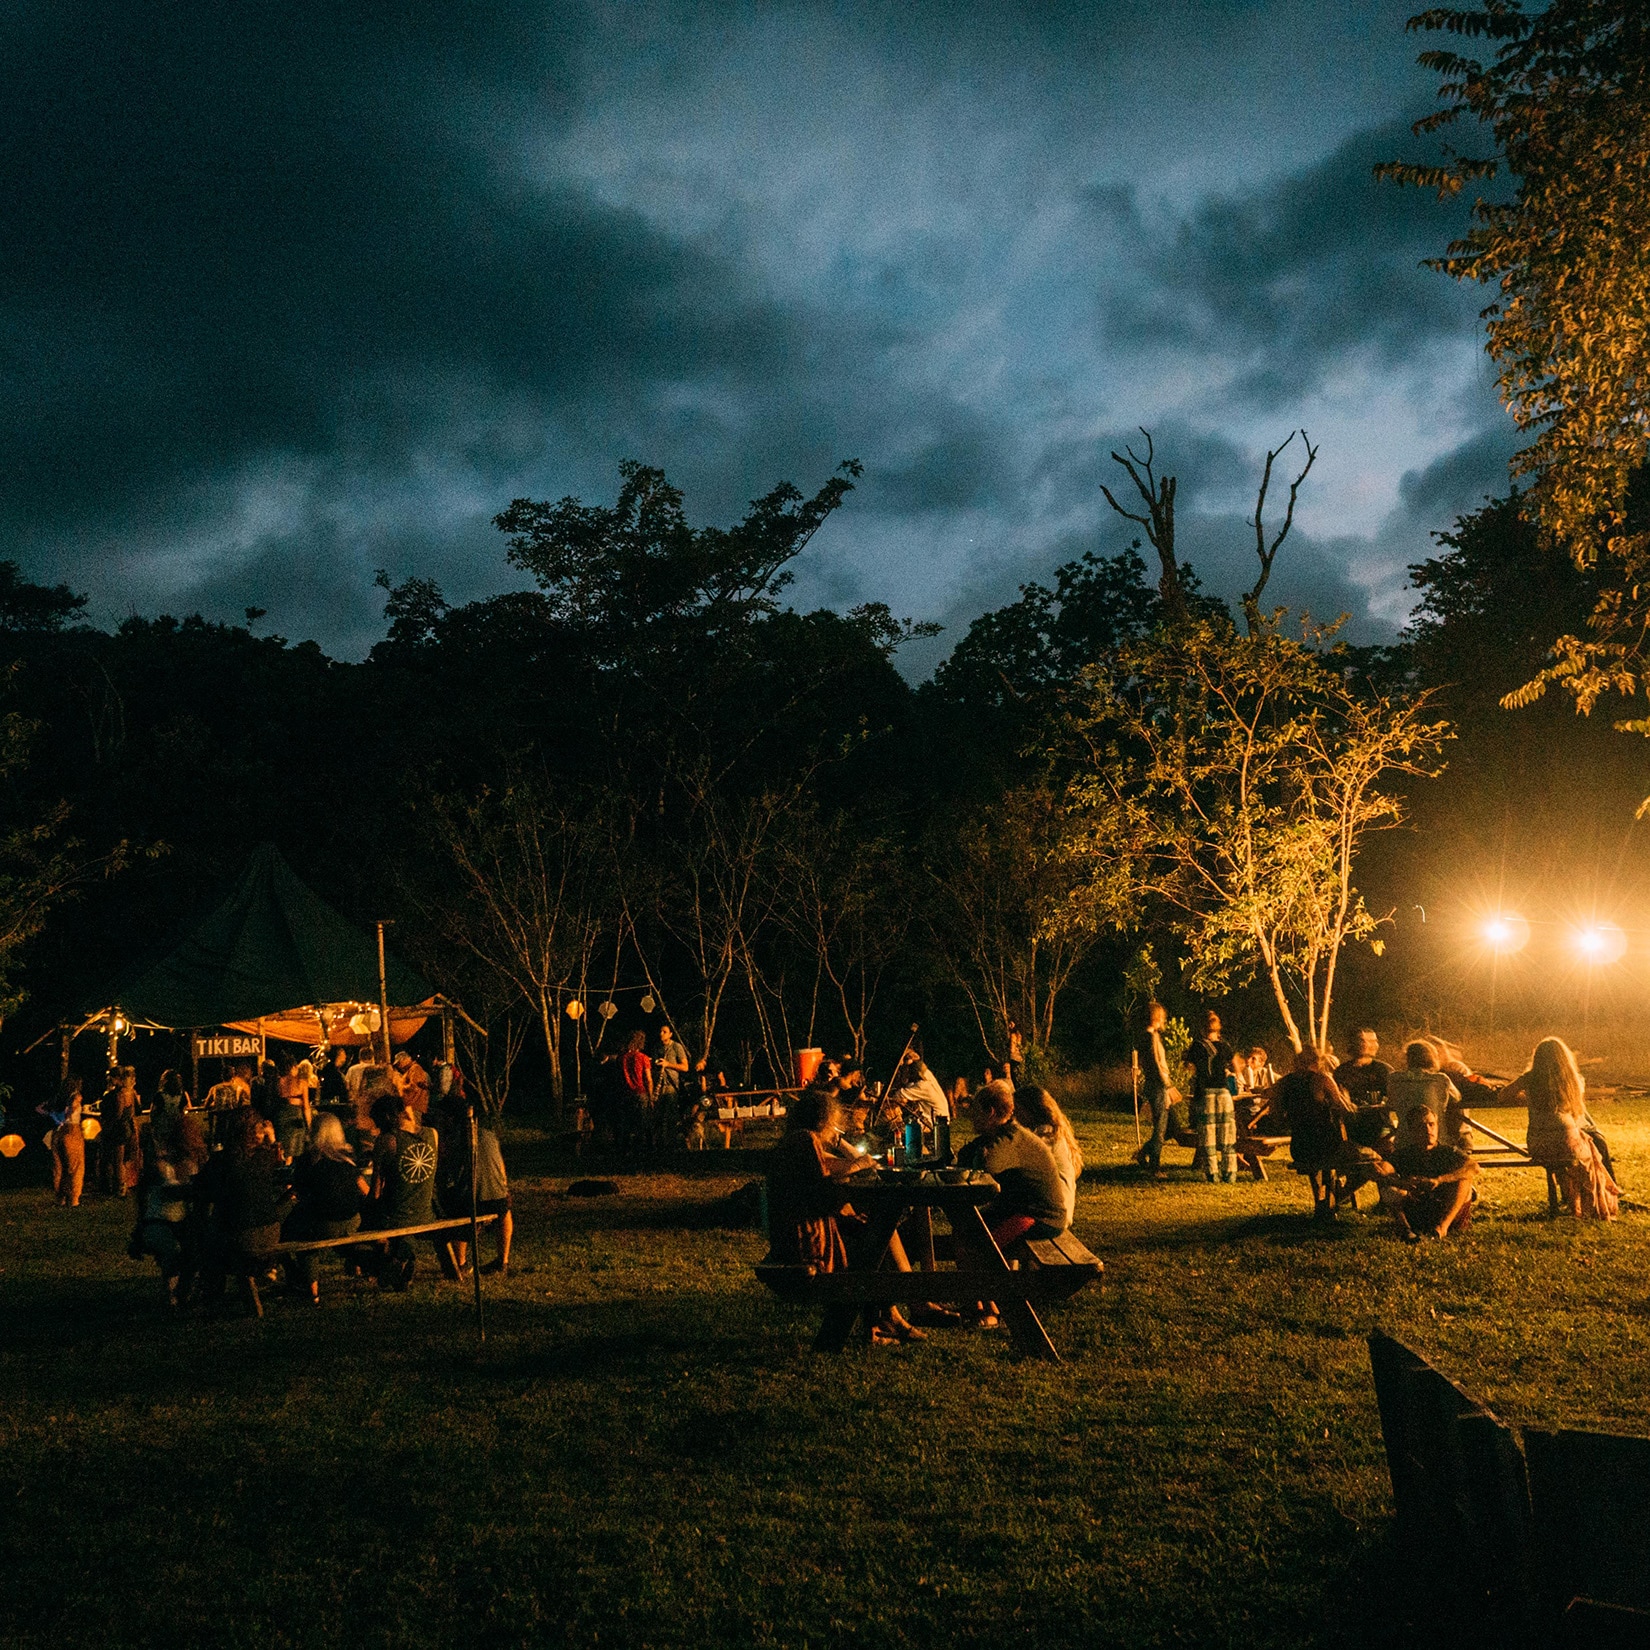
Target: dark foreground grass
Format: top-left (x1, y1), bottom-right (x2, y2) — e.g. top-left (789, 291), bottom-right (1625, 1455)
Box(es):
top-left (4, 1102), bottom-right (1649, 1650)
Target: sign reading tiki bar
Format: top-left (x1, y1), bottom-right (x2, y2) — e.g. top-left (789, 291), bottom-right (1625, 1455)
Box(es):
top-left (191, 1032), bottom-right (263, 1060)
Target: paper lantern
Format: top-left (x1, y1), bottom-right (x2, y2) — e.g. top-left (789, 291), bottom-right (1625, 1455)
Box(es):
top-left (640, 994), bottom-right (656, 1013)
top-left (565, 999), bottom-right (584, 1020)
top-left (0, 1134), bottom-right (23, 1159)
top-left (598, 1000), bottom-right (618, 1020)
top-left (81, 1117), bottom-right (102, 1140)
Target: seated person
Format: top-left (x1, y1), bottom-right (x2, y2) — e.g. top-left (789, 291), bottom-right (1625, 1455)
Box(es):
top-left (764, 1087), bottom-right (922, 1344)
top-left (887, 1050), bottom-right (951, 1126)
top-left (1011, 1085), bottom-right (1082, 1231)
top-left (956, 1081), bottom-right (1067, 1245)
top-left (1275, 1049), bottom-right (1392, 1221)
top-left (1497, 1037), bottom-right (1619, 1220)
top-left (369, 1091), bottom-right (447, 1288)
top-left (283, 1113), bottom-right (368, 1301)
top-left (1424, 1035), bottom-right (1504, 1108)
top-left (1380, 1103), bottom-right (1479, 1240)
top-left (1387, 1041), bottom-right (1469, 1151)
top-left (196, 1109), bottom-right (293, 1307)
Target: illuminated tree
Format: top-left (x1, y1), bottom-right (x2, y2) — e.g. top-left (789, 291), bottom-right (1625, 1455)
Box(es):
top-left (1064, 618), bottom-right (1448, 1052)
top-left (1380, 3), bottom-right (1650, 722)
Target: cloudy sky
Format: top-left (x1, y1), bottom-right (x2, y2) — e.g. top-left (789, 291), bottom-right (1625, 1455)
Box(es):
top-left (3, 0), bottom-right (1515, 670)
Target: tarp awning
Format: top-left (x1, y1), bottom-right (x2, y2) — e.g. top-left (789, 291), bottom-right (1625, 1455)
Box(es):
top-left (105, 843), bottom-right (434, 1032)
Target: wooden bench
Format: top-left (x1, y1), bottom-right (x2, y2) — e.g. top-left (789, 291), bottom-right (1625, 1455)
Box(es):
top-left (756, 1179), bottom-right (1100, 1362)
top-left (238, 1214), bottom-right (497, 1317)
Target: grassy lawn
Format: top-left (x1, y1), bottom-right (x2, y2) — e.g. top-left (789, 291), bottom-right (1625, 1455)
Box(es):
top-left (3, 1101), bottom-right (1648, 1649)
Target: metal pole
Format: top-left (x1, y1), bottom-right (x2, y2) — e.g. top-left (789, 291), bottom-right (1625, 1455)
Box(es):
top-left (376, 920), bottom-right (394, 1067)
top-left (469, 1103), bottom-right (485, 1343)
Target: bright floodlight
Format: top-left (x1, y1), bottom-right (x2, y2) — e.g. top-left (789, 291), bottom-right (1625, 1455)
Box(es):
top-left (1572, 922), bottom-right (1627, 965)
top-left (1481, 914), bottom-right (1529, 953)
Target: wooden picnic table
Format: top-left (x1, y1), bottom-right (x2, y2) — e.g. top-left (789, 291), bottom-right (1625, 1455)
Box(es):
top-left (756, 1171), bottom-right (1101, 1363)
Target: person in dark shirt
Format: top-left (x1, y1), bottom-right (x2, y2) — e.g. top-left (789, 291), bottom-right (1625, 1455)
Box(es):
top-left (283, 1113), bottom-right (367, 1301)
top-left (1337, 1028), bottom-right (1395, 1147)
top-left (1276, 1049), bottom-right (1392, 1221)
top-left (198, 1109), bottom-right (294, 1308)
top-left (370, 1092), bottom-right (443, 1288)
top-left (1188, 1011), bottom-right (1239, 1184)
top-left (319, 1046), bottom-right (351, 1111)
top-left (1380, 1103), bottom-right (1478, 1240)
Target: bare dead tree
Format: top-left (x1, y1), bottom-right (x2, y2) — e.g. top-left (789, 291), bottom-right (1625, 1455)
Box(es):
top-left (1100, 429), bottom-right (1182, 621)
top-left (1243, 429), bottom-right (1319, 632)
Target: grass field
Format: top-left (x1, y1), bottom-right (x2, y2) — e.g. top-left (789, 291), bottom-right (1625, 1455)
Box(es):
top-left (3, 1101), bottom-right (1649, 1650)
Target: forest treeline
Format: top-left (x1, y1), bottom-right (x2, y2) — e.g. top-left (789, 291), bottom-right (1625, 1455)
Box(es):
top-left (3, 455), bottom-right (1642, 1108)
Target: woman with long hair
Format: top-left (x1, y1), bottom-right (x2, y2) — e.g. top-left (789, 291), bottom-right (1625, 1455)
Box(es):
top-left (284, 1112), bottom-right (367, 1302)
top-left (37, 1076), bottom-right (85, 1207)
top-left (101, 1066), bottom-right (142, 1197)
top-left (1012, 1085), bottom-right (1083, 1229)
top-left (1499, 1037), bottom-right (1619, 1219)
top-left (764, 1087), bottom-right (924, 1344)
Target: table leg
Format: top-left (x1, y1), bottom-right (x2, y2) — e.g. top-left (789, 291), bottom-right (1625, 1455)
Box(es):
top-left (913, 1206), bottom-right (936, 1271)
top-left (814, 1305), bottom-right (862, 1353)
top-left (954, 1206), bottom-right (1061, 1362)
top-left (813, 1198), bottom-right (911, 1351)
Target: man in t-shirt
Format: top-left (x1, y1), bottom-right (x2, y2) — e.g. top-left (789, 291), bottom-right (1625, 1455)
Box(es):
top-left (392, 1050), bottom-right (431, 1119)
top-left (1381, 1103), bottom-right (1478, 1240)
top-left (1133, 1001), bottom-right (1177, 1177)
top-left (1338, 1028), bottom-right (1395, 1147)
top-left (652, 1027), bottom-right (689, 1138)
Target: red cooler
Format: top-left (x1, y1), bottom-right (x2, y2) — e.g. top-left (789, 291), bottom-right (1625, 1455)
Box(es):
top-left (795, 1047), bottom-right (824, 1086)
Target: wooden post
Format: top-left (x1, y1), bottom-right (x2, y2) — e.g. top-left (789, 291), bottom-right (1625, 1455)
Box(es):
top-left (469, 1103), bottom-right (485, 1343)
top-left (190, 1031), bottom-right (200, 1108)
top-left (59, 1029), bottom-right (70, 1084)
top-left (376, 921), bottom-right (394, 1066)
top-left (442, 1003), bottom-right (455, 1068)
top-left (1131, 1048), bottom-right (1142, 1146)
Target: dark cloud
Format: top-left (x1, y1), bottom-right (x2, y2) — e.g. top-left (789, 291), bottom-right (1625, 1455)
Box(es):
top-left (1102, 116), bottom-right (1482, 406)
top-left (0, 0), bottom-right (1504, 666)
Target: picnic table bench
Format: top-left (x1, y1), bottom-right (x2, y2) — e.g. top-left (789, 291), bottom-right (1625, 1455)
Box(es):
top-left (237, 1214), bottom-right (497, 1317)
top-left (756, 1172), bottom-right (1101, 1362)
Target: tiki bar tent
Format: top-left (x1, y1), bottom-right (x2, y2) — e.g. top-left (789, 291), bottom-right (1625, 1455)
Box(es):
top-left (84, 843), bottom-right (442, 1065)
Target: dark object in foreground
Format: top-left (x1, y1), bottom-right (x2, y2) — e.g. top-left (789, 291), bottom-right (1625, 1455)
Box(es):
top-left (1368, 1331), bottom-right (1650, 1646)
top-left (757, 1179), bottom-right (1100, 1362)
top-left (566, 1179), bottom-right (621, 1198)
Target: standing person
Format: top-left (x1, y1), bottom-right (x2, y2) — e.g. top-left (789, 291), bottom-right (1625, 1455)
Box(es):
top-left (319, 1045), bottom-right (350, 1111)
top-left (1498, 1037), bottom-right (1619, 1220)
top-left (100, 1067), bottom-right (142, 1197)
top-left (621, 1029), bottom-right (655, 1155)
top-left (272, 1057), bottom-right (313, 1160)
top-left (652, 1026), bottom-right (689, 1142)
top-left (1188, 1011), bottom-right (1238, 1185)
top-left (153, 1069), bottom-right (192, 1119)
top-left (133, 1108), bottom-right (207, 1308)
top-left (1003, 1019), bottom-right (1026, 1085)
top-left (37, 1077), bottom-right (85, 1207)
top-left (1133, 1002), bottom-right (1178, 1178)
top-left (196, 1110), bottom-right (293, 1308)
top-left (438, 1083), bottom-right (514, 1277)
top-left (392, 1049), bottom-right (430, 1120)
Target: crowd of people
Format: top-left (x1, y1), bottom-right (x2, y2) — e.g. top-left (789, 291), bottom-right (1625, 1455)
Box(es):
top-left (33, 1045), bottom-right (511, 1311)
top-left (1134, 1005), bottom-right (1623, 1234)
top-left (762, 1043), bottom-right (1083, 1343)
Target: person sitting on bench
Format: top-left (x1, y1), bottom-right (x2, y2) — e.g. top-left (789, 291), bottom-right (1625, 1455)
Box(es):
top-left (198, 1109), bottom-right (294, 1310)
top-left (1012, 1085), bottom-right (1083, 1232)
top-left (1380, 1103), bottom-right (1479, 1241)
top-left (763, 1087), bottom-right (923, 1345)
top-left (1497, 1037), bottom-right (1620, 1220)
top-left (957, 1082), bottom-right (1067, 1247)
top-left (1388, 1041), bottom-right (1469, 1151)
top-left (370, 1092), bottom-right (444, 1289)
top-left (1276, 1049), bottom-right (1392, 1222)
top-left (284, 1114), bottom-right (367, 1302)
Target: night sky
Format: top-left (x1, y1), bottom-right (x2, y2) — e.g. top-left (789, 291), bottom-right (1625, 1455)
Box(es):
top-left (4, 1), bottom-right (1513, 670)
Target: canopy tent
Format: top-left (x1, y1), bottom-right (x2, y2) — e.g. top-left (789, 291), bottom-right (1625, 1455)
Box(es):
top-left (100, 842), bottom-right (436, 1046)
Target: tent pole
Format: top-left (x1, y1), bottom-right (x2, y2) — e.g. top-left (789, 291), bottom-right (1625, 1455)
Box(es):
top-left (376, 920), bottom-right (394, 1067)
top-left (190, 1031), bottom-right (200, 1108)
top-left (469, 1102), bottom-right (485, 1343)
